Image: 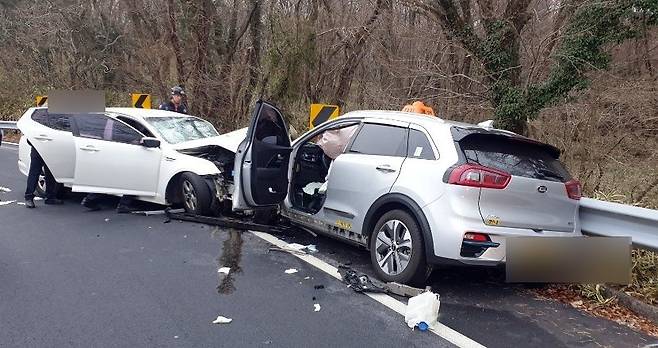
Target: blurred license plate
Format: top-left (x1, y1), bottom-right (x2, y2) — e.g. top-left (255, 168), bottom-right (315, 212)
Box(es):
top-left (506, 236), bottom-right (631, 284)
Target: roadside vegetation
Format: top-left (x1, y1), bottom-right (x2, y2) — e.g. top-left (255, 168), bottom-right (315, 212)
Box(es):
top-left (0, 0), bottom-right (656, 315)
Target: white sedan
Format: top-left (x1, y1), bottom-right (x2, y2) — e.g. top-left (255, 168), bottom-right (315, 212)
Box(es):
top-left (17, 107), bottom-right (246, 214)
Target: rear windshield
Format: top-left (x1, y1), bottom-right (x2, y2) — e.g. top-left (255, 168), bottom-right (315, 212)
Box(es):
top-left (458, 134), bottom-right (571, 182)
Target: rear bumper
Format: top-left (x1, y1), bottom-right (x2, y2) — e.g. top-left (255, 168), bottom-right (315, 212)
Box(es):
top-left (422, 197), bottom-right (582, 266)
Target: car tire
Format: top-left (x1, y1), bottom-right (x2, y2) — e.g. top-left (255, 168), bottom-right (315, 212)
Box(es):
top-left (179, 172), bottom-right (212, 216)
top-left (34, 169), bottom-right (67, 199)
top-left (370, 209), bottom-right (428, 286)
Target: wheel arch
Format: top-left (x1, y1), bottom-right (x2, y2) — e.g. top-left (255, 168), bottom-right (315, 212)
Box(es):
top-left (165, 171), bottom-right (187, 204)
top-left (362, 193), bottom-right (436, 262)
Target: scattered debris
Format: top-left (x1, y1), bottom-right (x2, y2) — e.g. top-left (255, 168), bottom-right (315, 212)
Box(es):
top-left (104, 218), bottom-right (110, 222)
top-left (174, 336), bottom-right (179, 339)
top-left (132, 208), bottom-right (184, 216)
top-left (405, 292), bottom-right (440, 330)
top-left (0, 186), bottom-right (11, 192)
top-left (184, 235), bottom-right (187, 238)
top-left (268, 247), bottom-right (306, 255)
top-left (262, 340), bottom-right (272, 345)
top-left (284, 268), bottom-right (298, 274)
top-left (383, 282), bottom-right (427, 298)
top-left (314, 304), bottom-right (321, 312)
top-left (337, 265), bottom-right (386, 293)
top-left (16, 202), bottom-right (26, 206)
top-left (304, 276), bottom-right (311, 280)
top-left (312, 296), bottom-right (316, 301)
top-left (218, 267), bottom-right (231, 275)
top-left (212, 315), bottom-right (233, 324)
top-left (0, 200), bottom-right (16, 206)
top-left (34, 197), bottom-right (43, 201)
top-left (314, 285), bottom-right (325, 290)
top-left (285, 243), bottom-right (318, 254)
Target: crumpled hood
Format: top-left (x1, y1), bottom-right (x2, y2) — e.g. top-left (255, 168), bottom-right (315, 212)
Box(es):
top-left (171, 127), bottom-right (247, 153)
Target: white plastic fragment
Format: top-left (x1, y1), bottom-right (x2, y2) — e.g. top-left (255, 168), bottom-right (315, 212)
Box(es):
top-left (16, 202), bottom-right (26, 206)
top-left (212, 315), bottom-right (233, 324)
top-left (405, 292), bottom-right (440, 330)
top-left (34, 197), bottom-right (43, 201)
top-left (284, 268), bottom-right (298, 274)
top-left (104, 218), bottom-right (110, 222)
top-left (285, 243), bottom-right (318, 253)
top-left (314, 304), bottom-right (321, 312)
top-left (218, 267), bottom-right (231, 275)
top-left (0, 200), bottom-right (16, 206)
top-left (0, 186), bottom-right (11, 192)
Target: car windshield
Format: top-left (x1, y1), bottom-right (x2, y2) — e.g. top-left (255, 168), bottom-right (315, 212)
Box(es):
top-left (145, 116), bottom-right (219, 144)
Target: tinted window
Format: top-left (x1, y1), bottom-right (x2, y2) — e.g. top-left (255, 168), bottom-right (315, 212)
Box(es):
top-left (349, 123), bottom-right (407, 157)
top-left (76, 114), bottom-right (143, 145)
top-left (407, 129), bottom-right (436, 160)
top-left (49, 114), bottom-right (71, 132)
top-left (254, 104), bottom-right (289, 146)
top-left (459, 134), bottom-right (571, 182)
top-left (31, 109), bottom-right (49, 126)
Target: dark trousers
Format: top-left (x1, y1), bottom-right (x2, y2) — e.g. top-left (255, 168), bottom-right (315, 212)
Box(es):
top-left (25, 147), bottom-right (57, 200)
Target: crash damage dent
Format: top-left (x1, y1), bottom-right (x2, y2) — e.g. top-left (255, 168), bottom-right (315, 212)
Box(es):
top-left (178, 145), bottom-right (236, 208)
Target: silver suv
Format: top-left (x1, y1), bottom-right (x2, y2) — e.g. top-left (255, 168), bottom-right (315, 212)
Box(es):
top-left (233, 101), bottom-right (582, 284)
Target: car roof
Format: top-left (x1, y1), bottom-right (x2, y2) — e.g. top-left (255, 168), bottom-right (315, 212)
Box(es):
top-left (339, 110), bottom-right (493, 131)
top-left (30, 106), bottom-right (194, 120)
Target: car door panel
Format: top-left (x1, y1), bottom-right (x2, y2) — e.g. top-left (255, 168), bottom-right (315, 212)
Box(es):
top-left (233, 101), bottom-right (292, 210)
top-left (71, 114), bottom-right (161, 196)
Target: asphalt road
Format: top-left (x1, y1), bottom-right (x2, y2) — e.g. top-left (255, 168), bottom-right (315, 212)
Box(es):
top-left (0, 142), bottom-right (656, 348)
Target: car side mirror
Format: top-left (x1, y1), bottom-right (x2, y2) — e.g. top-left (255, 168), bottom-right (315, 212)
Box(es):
top-left (141, 137), bottom-right (160, 148)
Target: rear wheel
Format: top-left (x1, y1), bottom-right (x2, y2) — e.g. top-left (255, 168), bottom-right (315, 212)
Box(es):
top-left (370, 209), bottom-right (427, 285)
top-left (179, 172), bottom-right (212, 215)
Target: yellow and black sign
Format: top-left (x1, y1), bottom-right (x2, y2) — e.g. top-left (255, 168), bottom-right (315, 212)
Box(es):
top-left (309, 104), bottom-right (339, 129)
top-left (35, 96), bottom-right (48, 107)
top-left (131, 93), bottom-right (151, 109)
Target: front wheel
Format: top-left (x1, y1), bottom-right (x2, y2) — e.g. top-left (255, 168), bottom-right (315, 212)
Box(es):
top-left (369, 209), bottom-right (428, 285)
top-left (179, 172), bottom-right (212, 215)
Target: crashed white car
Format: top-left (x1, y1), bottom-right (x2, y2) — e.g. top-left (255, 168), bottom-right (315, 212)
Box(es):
top-left (17, 107), bottom-right (246, 214)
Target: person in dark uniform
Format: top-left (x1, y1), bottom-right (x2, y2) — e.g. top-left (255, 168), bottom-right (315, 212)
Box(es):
top-left (24, 141), bottom-right (62, 208)
top-left (158, 86), bottom-right (188, 114)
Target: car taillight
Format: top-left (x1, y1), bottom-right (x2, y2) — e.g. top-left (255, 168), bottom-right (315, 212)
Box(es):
top-left (448, 164), bottom-right (510, 189)
top-left (565, 179), bottom-right (581, 200)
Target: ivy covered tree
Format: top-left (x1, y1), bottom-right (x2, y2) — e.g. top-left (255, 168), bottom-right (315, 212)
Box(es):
top-left (408, 0), bottom-right (658, 133)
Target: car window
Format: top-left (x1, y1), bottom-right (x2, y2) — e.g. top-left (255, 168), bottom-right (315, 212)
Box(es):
top-left (116, 116), bottom-right (154, 137)
top-left (31, 109), bottom-right (49, 126)
top-left (459, 134), bottom-right (572, 182)
top-left (407, 129), bottom-right (436, 160)
top-left (349, 123), bottom-right (407, 157)
top-left (254, 104), bottom-right (289, 147)
top-left (49, 114), bottom-right (71, 132)
top-left (145, 116), bottom-right (218, 144)
top-left (75, 114), bottom-right (143, 145)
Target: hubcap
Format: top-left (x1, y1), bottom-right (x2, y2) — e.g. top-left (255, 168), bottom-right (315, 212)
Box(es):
top-left (182, 180), bottom-right (198, 212)
top-left (374, 219), bottom-right (413, 276)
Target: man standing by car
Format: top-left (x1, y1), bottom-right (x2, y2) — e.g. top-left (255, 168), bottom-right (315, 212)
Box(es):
top-left (24, 141), bottom-right (62, 208)
top-left (158, 86), bottom-right (188, 114)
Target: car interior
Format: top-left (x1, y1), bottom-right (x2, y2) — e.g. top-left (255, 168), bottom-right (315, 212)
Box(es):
top-left (290, 122), bottom-right (359, 214)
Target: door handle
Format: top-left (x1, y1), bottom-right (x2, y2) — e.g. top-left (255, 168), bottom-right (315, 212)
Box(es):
top-left (34, 135), bottom-right (52, 141)
top-left (80, 146), bottom-right (99, 152)
top-left (376, 165), bottom-right (396, 173)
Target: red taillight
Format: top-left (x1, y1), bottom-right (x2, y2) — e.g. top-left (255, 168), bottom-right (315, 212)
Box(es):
top-left (464, 232), bottom-right (489, 242)
top-left (565, 179), bottom-right (581, 200)
top-left (448, 164), bottom-right (510, 189)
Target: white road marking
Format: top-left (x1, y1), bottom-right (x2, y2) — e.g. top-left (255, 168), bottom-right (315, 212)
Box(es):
top-left (250, 230), bottom-right (486, 348)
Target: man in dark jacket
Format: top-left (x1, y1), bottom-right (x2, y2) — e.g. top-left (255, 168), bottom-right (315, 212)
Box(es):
top-left (158, 86), bottom-right (188, 114)
top-left (24, 141), bottom-right (62, 208)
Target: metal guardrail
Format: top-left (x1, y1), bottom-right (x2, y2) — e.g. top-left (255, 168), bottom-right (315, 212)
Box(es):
top-left (0, 121), bottom-right (18, 130)
top-left (580, 197), bottom-right (658, 251)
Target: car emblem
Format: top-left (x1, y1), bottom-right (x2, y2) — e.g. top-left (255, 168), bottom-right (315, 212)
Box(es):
top-left (537, 185), bottom-right (548, 193)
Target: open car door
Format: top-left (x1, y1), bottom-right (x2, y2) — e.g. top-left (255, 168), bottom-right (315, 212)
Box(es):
top-left (233, 101), bottom-right (292, 211)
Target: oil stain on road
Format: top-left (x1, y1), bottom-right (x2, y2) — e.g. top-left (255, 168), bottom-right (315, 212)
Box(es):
top-left (212, 227), bottom-right (244, 295)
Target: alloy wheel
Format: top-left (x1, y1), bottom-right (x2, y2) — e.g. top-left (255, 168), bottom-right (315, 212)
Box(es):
top-left (182, 180), bottom-right (198, 212)
top-left (374, 219), bottom-right (413, 275)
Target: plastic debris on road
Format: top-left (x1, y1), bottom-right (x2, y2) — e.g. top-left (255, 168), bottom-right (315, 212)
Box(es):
top-left (218, 267), bottom-right (231, 274)
top-left (104, 218), bottom-right (110, 222)
top-left (337, 265), bottom-right (386, 293)
top-left (314, 304), bottom-right (321, 312)
top-left (212, 315), bottom-right (233, 324)
top-left (16, 202), bottom-right (26, 206)
top-left (284, 268), bottom-right (298, 274)
top-left (0, 200), bottom-right (16, 206)
top-left (34, 197), bottom-right (43, 201)
top-left (286, 243), bottom-right (318, 254)
top-left (405, 292), bottom-right (440, 331)
top-left (0, 186), bottom-right (11, 193)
